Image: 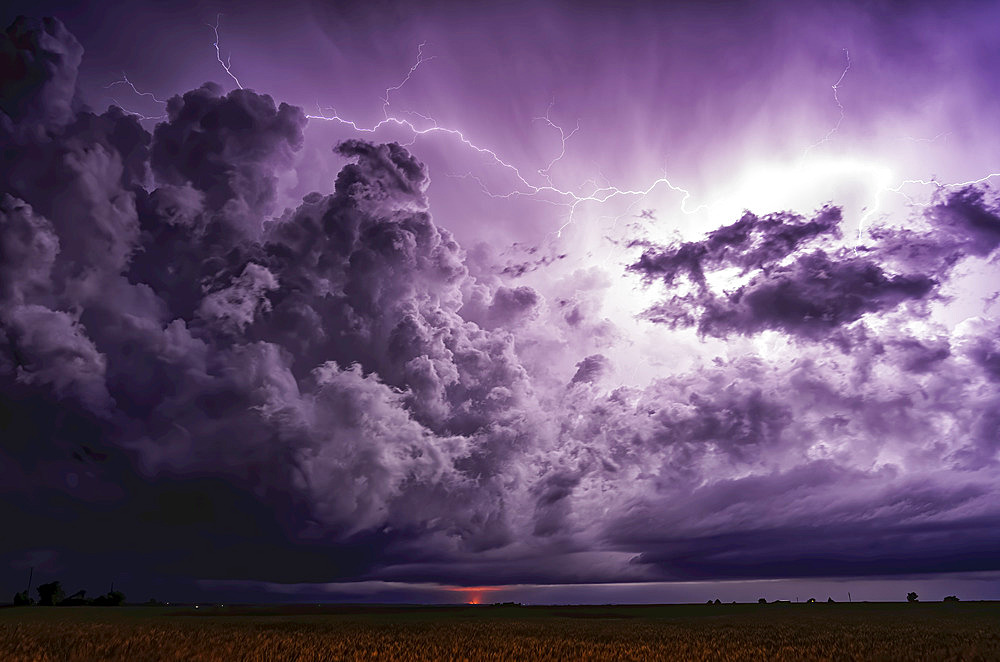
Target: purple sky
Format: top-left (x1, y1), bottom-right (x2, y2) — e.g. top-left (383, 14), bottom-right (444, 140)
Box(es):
top-left (2, 0), bottom-right (1000, 604)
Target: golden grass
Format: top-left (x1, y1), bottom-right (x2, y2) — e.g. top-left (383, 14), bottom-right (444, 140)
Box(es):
top-left (1, 602), bottom-right (998, 661)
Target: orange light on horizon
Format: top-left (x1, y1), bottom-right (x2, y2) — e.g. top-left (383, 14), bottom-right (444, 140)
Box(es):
top-left (441, 585), bottom-right (504, 605)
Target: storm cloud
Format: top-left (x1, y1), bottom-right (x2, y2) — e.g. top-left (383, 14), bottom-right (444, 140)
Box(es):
top-left (3, 14), bottom-right (1000, 599)
top-left (627, 205), bottom-right (982, 339)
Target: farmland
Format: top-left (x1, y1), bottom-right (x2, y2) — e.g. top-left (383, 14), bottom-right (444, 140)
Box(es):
top-left (1, 602), bottom-right (998, 661)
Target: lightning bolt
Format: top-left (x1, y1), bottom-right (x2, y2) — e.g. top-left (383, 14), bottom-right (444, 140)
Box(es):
top-left (380, 42), bottom-right (435, 120)
top-left (854, 172), bottom-right (1000, 247)
top-left (104, 72), bottom-right (167, 121)
top-left (803, 49), bottom-right (851, 157)
top-left (532, 98), bottom-right (581, 186)
top-left (898, 131), bottom-right (951, 145)
top-left (208, 13), bottom-right (243, 90)
top-left (105, 72), bottom-right (167, 105)
top-left (300, 42), bottom-right (706, 239)
top-left (887, 173), bottom-right (1000, 206)
top-left (793, 49), bottom-right (997, 246)
top-left (200, 19), bottom-right (997, 254)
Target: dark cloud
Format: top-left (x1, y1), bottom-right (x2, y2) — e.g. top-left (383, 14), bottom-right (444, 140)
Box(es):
top-left (0, 17), bottom-right (542, 587)
top-left (930, 187), bottom-right (1000, 257)
top-left (629, 194), bottom-right (1000, 339)
top-left (570, 354), bottom-right (609, 384)
top-left (499, 246), bottom-right (568, 278)
top-left (630, 207), bottom-right (843, 289)
top-left (0, 15), bottom-right (82, 129)
top-left (618, 463), bottom-right (999, 580)
top-left (151, 84), bottom-right (306, 224)
top-left (667, 250), bottom-right (935, 338)
top-left (966, 336), bottom-right (1000, 383)
top-left (889, 336), bottom-right (951, 374)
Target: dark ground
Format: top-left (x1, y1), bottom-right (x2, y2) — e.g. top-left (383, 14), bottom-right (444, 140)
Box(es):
top-left (1, 602), bottom-right (998, 660)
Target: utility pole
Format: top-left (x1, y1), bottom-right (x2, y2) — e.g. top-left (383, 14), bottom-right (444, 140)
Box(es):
top-left (26, 567), bottom-right (33, 594)
top-left (848, 591), bottom-right (852, 603)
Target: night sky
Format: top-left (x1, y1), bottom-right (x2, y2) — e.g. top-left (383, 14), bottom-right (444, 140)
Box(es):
top-left (3, 0), bottom-right (1000, 605)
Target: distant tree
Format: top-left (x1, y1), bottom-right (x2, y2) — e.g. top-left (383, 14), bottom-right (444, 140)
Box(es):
top-left (943, 595), bottom-right (959, 602)
top-left (827, 597), bottom-right (835, 603)
top-left (61, 590), bottom-right (89, 606)
top-left (758, 598), bottom-right (767, 604)
top-left (37, 581), bottom-right (64, 606)
top-left (713, 599), bottom-right (721, 605)
top-left (806, 597), bottom-right (816, 603)
top-left (907, 592), bottom-right (919, 603)
top-left (13, 590), bottom-right (32, 606)
top-left (706, 599), bottom-right (713, 604)
top-left (92, 590), bottom-right (126, 606)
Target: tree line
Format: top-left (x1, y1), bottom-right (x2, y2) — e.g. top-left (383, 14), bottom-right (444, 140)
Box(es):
top-left (13, 580), bottom-right (125, 606)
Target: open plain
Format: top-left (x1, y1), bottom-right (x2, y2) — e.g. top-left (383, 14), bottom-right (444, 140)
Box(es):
top-left (1, 602), bottom-right (998, 661)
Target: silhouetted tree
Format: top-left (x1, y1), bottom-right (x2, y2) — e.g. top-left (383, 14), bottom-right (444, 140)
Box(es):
top-left (91, 590), bottom-right (126, 606)
top-left (758, 598), bottom-right (767, 604)
top-left (713, 599), bottom-right (721, 605)
top-left (37, 581), bottom-right (64, 606)
top-left (907, 592), bottom-right (919, 603)
top-left (12, 590), bottom-right (32, 606)
top-left (62, 590), bottom-right (89, 606)
top-left (943, 595), bottom-right (959, 602)
top-left (827, 597), bottom-right (835, 603)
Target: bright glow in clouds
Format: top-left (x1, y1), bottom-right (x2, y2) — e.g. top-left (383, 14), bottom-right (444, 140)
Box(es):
top-left (621, 157), bottom-right (896, 245)
top-left (723, 158), bottom-right (894, 237)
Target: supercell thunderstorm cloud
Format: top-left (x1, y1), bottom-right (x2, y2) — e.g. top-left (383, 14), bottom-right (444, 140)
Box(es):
top-left (3, 0), bottom-right (1000, 604)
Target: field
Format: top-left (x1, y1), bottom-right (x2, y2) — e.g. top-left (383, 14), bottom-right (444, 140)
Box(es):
top-left (1, 602), bottom-right (999, 661)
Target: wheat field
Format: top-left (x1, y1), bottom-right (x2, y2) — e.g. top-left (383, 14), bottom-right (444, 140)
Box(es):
top-left (1, 602), bottom-right (998, 661)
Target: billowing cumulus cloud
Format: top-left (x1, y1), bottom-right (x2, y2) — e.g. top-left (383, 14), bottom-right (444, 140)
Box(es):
top-left (3, 15), bottom-right (1000, 598)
